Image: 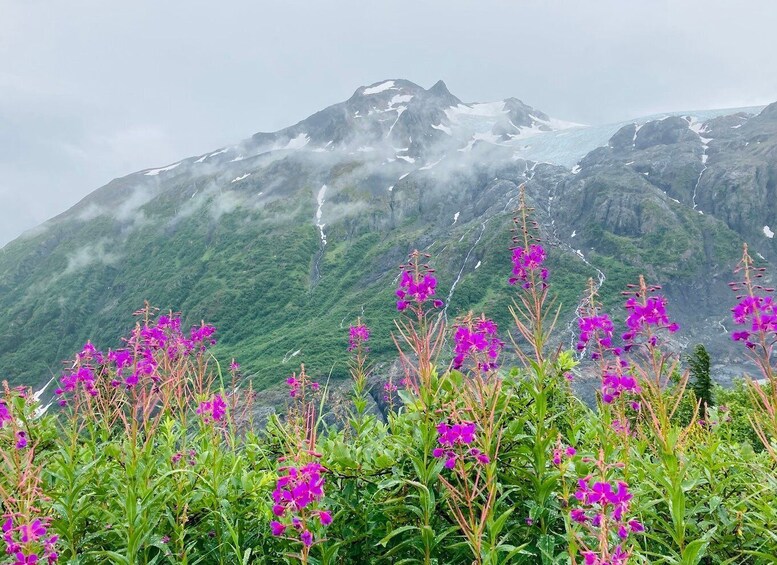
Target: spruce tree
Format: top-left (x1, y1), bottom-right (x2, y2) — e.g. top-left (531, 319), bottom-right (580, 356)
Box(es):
top-left (689, 344), bottom-right (713, 418)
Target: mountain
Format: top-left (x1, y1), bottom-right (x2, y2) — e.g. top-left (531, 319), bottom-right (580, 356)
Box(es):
top-left (0, 79), bottom-right (774, 394)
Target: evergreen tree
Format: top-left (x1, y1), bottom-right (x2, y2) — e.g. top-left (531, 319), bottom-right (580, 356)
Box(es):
top-left (689, 344), bottom-right (713, 418)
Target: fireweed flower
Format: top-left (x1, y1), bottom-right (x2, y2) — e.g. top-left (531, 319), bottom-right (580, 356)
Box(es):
top-left (577, 284), bottom-right (645, 407)
top-left (55, 312), bottom-right (218, 406)
top-left (433, 421), bottom-right (489, 468)
top-left (0, 400), bottom-right (10, 428)
top-left (730, 295), bottom-right (777, 348)
top-left (570, 474), bottom-right (642, 565)
top-left (728, 248), bottom-right (777, 350)
top-left (508, 244), bottom-right (549, 288)
top-left (270, 462), bottom-right (330, 547)
top-left (1, 517), bottom-right (59, 564)
top-left (15, 431), bottom-right (28, 450)
top-left (577, 314), bottom-right (615, 354)
top-left (601, 365), bottom-right (640, 404)
top-left (382, 380), bottom-right (398, 401)
top-left (621, 292), bottom-right (679, 351)
top-left (196, 394), bottom-right (227, 424)
top-left (452, 316), bottom-right (504, 372)
top-left (395, 251), bottom-right (444, 312)
top-left (287, 369), bottom-right (320, 399)
top-left (552, 439), bottom-right (577, 466)
top-left (347, 323), bottom-right (370, 352)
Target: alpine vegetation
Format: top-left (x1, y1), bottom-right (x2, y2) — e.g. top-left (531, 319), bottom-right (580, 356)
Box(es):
top-left (3, 193), bottom-right (777, 564)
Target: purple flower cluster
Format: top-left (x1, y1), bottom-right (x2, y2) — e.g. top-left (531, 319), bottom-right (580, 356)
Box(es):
top-left (396, 270), bottom-right (443, 312)
top-left (287, 375), bottom-right (319, 398)
top-left (571, 478), bottom-right (643, 564)
top-left (196, 394), bottom-right (227, 425)
top-left (578, 283), bottom-right (679, 406)
top-left (508, 244), bottom-right (548, 288)
top-left (577, 311), bottom-right (638, 404)
top-left (622, 295), bottom-right (679, 350)
top-left (347, 323), bottom-right (370, 352)
top-left (576, 314), bottom-right (615, 356)
top-left (171, 449), bottom-right (198, 467)
top-left (452, 318), bottom-right (504, 372)
top-left (15, 432), bottom-right (28, 450)
top-left (433, 422), bottom-right (490, 469)
top-left (552, 444), bottom-right (577, 466)
top-left (382, 380), bottom-right (398, 402)
top-left (270, 462), bottom-right (331, 547)
top-left (601, 368), bottom-right (640, 404)
top-left (731, 295), bottom-right (777, 348)
top-left (2, 517), bottom-right (58, 564)
top-left (55, 314), bottom-right (217, 406)
top-left (0, 400), bottom-right (10, 429)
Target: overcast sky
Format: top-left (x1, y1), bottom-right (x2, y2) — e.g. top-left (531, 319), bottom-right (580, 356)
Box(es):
top-left (2, 0), bottom-right (776, 246)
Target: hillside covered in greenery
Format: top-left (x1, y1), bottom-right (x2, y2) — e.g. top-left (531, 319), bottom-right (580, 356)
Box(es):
top-left (3, 83), bottom-right (776, 393)
top-left (2, 204), bottom-right (777, 564)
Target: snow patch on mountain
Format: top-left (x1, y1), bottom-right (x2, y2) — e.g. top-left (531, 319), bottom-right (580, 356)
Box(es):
top-left (231, 173), bottom-right (251, 183)
top-left (446, 101), bottom-right (507, 121)
top-left (432, 123), bottom-right (453, 135)
top-left (283, 133), bottom-right (310, 150)
top-left (362, 81), bottom-right (395, 95)
top-left (144, 162), bottom-right (181, 176)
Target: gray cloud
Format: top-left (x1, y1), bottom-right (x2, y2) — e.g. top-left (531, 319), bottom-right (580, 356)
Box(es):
top-left (2, 0), bottom-right (776, 246)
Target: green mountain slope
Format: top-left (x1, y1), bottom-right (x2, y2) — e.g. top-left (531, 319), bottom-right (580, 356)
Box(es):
top-left (2, 81), bottom-right (776, 391)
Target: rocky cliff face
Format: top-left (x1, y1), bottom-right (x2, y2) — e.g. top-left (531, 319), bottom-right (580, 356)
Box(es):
top-left (0, 80), bottom-right (774, 397)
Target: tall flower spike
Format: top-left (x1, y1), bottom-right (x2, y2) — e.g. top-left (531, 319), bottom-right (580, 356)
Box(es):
top-left (508, 188), bottom-right (548, 289)
top-left (620, 275), bottom-right (679, 352)
top-left (395, 250), bottom-right (444, 314)
top-left (348, 322), bottom-right (370, 352)
top-left (729, 244), bottom-right (777, 460)
top-left (452, 313), bottom-right (504, 372)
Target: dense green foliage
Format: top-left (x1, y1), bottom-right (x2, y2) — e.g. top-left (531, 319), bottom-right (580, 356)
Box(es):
top-left (3, 210), bottom-right (777, 564)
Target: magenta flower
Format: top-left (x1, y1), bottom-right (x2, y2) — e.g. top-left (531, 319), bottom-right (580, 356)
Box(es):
top-left (190, 323), bottom-right (217, 346)
top-left (452, 317), bottom-right (504, 371)
top-left (577, 314), bottom-right (615, 352)
top-left (196, 394), bottom-right (227, 424)
top-left (571, 475), bottom-right (638, 563)
top-left (571, 508), bottom-right (587, 523)
top-left (395, 252), bottom-right (444, 312)
top-left (347, 323), bottom-right (370, 352)
top-left (0, 401), bottom-right (11, 429)
top-left (270, 521), bottom-right (286, 536)
top-left (287, 371), bottom-right (320, 398)
top-left (14, 552), bottom-right (39, 564)
top-left (2, 518), bottom-right (58, 564)
top-left (396, 270), bottom-right (438, 306)
top-left (509, 244), bottom-right (548, 288)
top-left (270, 461), bottom-right (330, 546)
top-left (622, 294), bottom-right (679, 350)
top-left (300, 530), bottom-right (313, 547)
top-left (15, 431), bottom-right (28, 450)
top-left (19, 520), bottom-right (46, 544)
top-left (382, 380), bottom-right (398, 402)
top-left (434, 421), bottom-right (489, 467)
top-left (468, 448), bottom-right (490, 465)
top-left (601, 370), bottom-right (640, 404)
top-left (552, 443), bottom-right (576, 466)
top-left (730, 294), bottom-right (777, 348)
